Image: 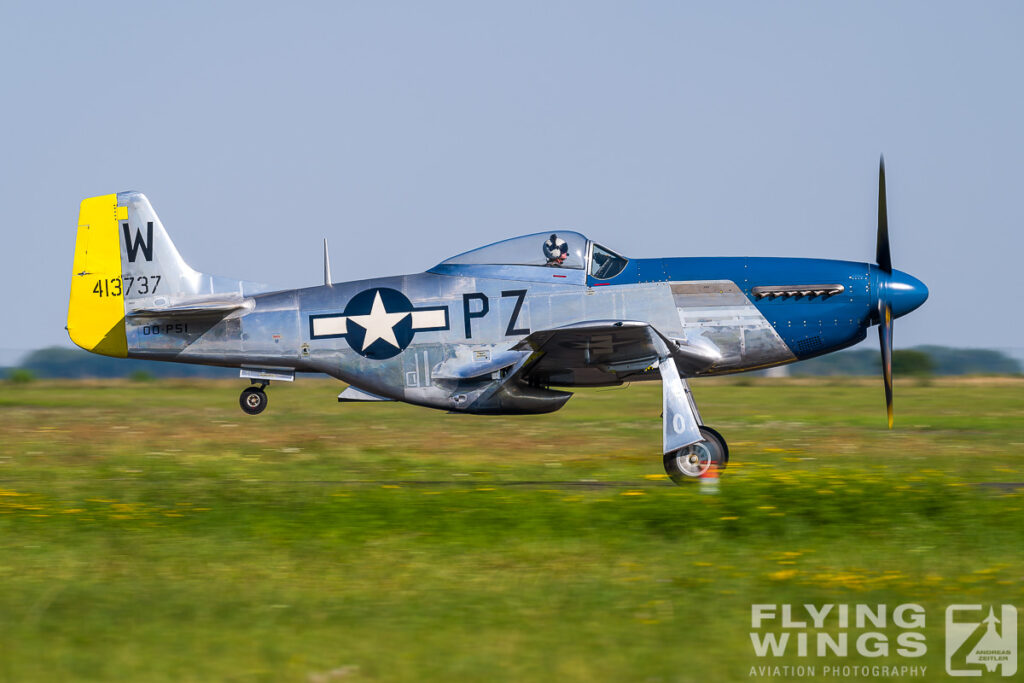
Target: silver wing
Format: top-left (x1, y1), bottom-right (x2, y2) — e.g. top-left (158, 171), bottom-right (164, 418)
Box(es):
top-left (512, 320), bottom-right (715, 453)
top-left (512, 320), bottom-right (719, 385)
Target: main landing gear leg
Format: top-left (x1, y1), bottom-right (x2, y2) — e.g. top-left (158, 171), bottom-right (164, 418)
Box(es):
top-left (658, 357), bottom-right (728, 485)
top-left (240, 380), bottom-right (269, 415)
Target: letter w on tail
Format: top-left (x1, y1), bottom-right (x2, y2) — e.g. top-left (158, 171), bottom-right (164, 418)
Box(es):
top-left (123, 221), bottom-right (154, 262)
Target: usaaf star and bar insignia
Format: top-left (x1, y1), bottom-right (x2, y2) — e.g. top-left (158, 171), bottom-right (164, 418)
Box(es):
top-left (309, 288), bottom-right (449, 359)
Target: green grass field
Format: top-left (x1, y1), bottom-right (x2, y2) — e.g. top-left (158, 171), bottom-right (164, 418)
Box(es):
top-left (1, 377), bottom-right (1022, 682)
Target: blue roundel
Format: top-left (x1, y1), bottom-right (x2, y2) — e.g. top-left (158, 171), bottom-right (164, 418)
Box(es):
top-left (342, 288), bottom-right (416, 359)
top-left (308, 288), bottom-right (450, 360)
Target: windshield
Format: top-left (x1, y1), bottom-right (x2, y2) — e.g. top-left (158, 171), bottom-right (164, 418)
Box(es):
top-left (589, 243), bottom-right (628, 279)
top-left (440, 231), bottom-right (587, 269)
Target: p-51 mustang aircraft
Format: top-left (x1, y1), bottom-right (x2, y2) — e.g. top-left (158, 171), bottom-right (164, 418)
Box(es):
top-left (67, 160), bottom-right (926, 484)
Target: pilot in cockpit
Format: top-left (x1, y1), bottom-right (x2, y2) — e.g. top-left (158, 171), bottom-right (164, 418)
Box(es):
top-left (543, 234), bottom-right (568, 266)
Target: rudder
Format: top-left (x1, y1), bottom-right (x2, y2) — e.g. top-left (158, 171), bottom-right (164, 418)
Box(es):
top-left (67, 194), bottom-right (128, 357)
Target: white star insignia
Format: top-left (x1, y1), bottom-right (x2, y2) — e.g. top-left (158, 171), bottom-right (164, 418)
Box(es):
top-left (347, 291), bottom-right (409, 351)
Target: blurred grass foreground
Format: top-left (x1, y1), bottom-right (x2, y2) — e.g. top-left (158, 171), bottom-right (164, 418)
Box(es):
top-left (1, 377), bottom-right (1022, 681)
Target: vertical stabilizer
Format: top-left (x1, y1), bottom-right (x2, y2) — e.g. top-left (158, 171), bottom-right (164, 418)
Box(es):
top-left (68, 191), bottom-right (263, 358)
top-left (116, 191), bottom-right (203, 302)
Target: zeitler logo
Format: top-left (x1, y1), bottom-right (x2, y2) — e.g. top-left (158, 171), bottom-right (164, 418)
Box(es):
top-left (946, 605), bottom-right (1017, 677)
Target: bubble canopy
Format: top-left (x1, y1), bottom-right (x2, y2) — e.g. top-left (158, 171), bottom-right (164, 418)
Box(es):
top-left (438, 231), bottom-right (589, 270)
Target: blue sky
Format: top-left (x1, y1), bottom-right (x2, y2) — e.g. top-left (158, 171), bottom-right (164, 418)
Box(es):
top-left (1, 1), bottom-right (1021, 363)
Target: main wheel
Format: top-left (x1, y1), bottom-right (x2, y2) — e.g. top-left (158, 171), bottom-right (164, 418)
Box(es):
top-left (663, 426), bottom-right (729, 485)
top-left (240, 387), bottom-right (268, 415)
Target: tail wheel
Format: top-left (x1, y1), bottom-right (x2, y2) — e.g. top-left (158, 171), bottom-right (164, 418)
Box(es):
top-left (663, 426), bottom-right (728, 485)
top-left (240, 387), bottom-right (268, 415)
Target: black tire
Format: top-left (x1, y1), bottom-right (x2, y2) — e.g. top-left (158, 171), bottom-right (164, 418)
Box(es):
top-left (240, 387), bottom-right (268, 415)
top-left (663, 426), bottom-right (728, 485)
top-left (699, 425), bottom-right (729, 466)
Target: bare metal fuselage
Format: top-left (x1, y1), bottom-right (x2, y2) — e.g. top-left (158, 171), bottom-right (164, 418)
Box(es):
top-left (127, 256), bottom-right (879, 414)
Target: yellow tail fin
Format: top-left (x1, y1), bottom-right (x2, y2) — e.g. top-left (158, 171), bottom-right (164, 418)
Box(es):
top-left (67, 194), bottom-right (127, 357)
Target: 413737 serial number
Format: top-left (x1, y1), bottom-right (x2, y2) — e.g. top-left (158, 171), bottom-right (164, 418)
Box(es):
top-left (92, 275), bottom-right (162, 297)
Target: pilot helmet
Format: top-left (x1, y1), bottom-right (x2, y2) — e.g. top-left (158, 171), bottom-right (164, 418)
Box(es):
top-left (543, 234), bottom-right (568, 261)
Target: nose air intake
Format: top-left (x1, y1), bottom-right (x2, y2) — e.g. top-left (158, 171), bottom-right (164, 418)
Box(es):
top-left (874, 157), bottom-right (928, 428)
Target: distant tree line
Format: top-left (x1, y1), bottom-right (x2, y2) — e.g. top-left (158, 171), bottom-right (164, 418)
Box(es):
top-left (788, 345), bottom-right (1021, 376)
top-left (1, 344), bottom-right (1020, 380)
top-left (3, 347), bottom-right (236, 379)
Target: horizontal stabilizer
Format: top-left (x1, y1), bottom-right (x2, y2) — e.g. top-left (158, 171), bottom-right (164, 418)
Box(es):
top-left (127, 298), bottom-right (254, 319)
